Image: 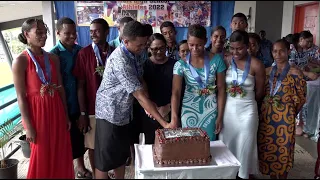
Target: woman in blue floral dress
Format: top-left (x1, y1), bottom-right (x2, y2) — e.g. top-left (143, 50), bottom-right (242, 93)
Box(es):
top-left (171, 24), bottom-right (226, 140)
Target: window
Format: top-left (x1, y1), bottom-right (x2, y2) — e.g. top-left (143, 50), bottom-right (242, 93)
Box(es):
top-left (0, 44), bottom-right (12, 88)
top-left (0, 27), bottom-right (27, 88)
top-left (2, 27), bottom-right (27, 61)
top-left (0, 27), bottom-right (25, 139)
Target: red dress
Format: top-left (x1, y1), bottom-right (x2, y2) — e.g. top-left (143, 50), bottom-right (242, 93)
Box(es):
top-left (22, 50), bottom-right (74, 179)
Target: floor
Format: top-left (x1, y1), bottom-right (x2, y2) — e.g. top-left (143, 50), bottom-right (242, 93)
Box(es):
top-left (254, 135), bottom-right (317, 179)
top-left (5, 132), bottom-right (319, 179)
top-left (296, 135), bottom-right (318, 159)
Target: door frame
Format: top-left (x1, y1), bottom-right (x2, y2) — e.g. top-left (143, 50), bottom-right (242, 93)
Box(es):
top-left (294, 2), bottom-right (319, 44)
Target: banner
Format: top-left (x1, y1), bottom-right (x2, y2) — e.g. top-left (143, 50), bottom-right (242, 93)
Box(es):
top-left (75, 1), bottom-right (104, 26)
top-left (75, 1), bottom-right (211, 27)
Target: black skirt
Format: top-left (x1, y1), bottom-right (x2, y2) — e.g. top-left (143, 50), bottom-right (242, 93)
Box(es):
top-left (129, 99), bottom-right (142, 145)
top-left (139, 107), bottom-right (163, 144)
top-left (94, 119), bottom-right (131, 172)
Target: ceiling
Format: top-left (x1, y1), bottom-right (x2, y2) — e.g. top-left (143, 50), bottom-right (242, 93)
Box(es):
top-left (0, 1), bottom-right (30, 6)
top-left (0, 1), bottom-right (43, 23)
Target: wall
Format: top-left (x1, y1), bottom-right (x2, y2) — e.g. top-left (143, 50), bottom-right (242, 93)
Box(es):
top-left (234, 1), bottom-right (320, 45)
top-left (234, 1), bottom-right (256, 32)
top-left (255, 1), bottom-right (284, 42)
top-left (0, 1), bottom-right (42, 23)
top-left (281, 1), bottom-right (295, 39)
top-left (281, 1), bottom-right (320, 45)
top-left (42, 1), bottom-right (56, 52)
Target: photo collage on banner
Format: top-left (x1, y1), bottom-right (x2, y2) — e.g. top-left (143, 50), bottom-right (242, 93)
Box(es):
top-left (75, 1), bottom-right (105, 26)
top-left (75, 1), bottom-right (211, 27)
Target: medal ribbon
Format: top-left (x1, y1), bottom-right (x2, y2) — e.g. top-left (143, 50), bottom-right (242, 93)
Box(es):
top-left (186, 52), bottom-right (210, 89)
top-left (26, 48), bottom-right (51, 85)
top-left (269, 63), bottom-right (290, 96)
top-left (92, 43), bottom-right (111, 66)
top-left (231, 55), bottom-right (251, 86)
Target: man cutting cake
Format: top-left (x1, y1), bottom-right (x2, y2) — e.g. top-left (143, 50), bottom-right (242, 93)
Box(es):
top-left (94, 21), bottom-right (177, 179)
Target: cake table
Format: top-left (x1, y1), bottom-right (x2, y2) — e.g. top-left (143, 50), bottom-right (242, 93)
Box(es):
top-left (134, 140), bottom-right (241, 179)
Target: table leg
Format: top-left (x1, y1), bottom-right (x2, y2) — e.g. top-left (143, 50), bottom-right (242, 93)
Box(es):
top-left (314, 129), bottom-right (320, 179)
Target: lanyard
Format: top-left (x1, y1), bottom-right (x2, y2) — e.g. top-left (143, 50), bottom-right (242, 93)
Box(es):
top-left (26, 48), bottom-right (51, 85)
top-left (92, 43), bottom-right (111, 66)
top-left (231, 55), bottom-right (251, 86)
top-left (269, 63), bottom-right (290, 96)
top-left (186, 52), bottom-right (210, 89)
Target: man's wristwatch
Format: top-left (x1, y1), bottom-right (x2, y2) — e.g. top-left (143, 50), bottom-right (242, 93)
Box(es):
top-left (80, 112), bottom-right (87, 116)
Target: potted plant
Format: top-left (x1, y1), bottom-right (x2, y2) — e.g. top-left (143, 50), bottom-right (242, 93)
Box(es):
top-left (0, 119), bottom-right (19, 179)
top-left (18, 133), bottom-right (30, 158)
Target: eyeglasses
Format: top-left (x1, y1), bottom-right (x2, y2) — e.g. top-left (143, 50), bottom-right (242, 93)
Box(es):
top-left (180, 49), bottom-right (189, 54)
top-left (149, 47), bottom-right (166, 53)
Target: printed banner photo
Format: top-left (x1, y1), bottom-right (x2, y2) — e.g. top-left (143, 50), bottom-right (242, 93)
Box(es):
top-left (75, 1), bottom-right (105, 26)
top-left (75, 1), bottom-right (211, 27)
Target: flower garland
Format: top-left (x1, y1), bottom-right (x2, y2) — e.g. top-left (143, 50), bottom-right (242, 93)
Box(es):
top-left (195, 85), bottom-right (216, 96)
top-left (264, 95), bottom-right (283, 108)
top-left (40, 84), bottom-right (61, 97)
top-left (226, 84), bottom-right (247, 98)
top-left (95, 65), bottom-right (105, 77)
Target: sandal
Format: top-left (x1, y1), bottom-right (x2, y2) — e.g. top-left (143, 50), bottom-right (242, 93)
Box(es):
top-left (108, 171), bottom-right (115, 179)
top-left (76, 169), bottom-right (93, 179)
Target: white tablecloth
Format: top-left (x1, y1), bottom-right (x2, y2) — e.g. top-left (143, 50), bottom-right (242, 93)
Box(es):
top-left (134, 140), bottom-right (241, 179)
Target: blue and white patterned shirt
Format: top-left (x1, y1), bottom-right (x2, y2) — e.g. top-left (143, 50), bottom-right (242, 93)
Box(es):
top-left (305, 45), bottom-right (320, 62)
top-left (95, 46), bottom-right (143, 126)
top-left (289, 44), bottom-right (309, 69)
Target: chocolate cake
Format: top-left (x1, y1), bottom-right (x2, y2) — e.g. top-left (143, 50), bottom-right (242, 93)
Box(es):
top-left (153, 128), bottom-right (211, 167)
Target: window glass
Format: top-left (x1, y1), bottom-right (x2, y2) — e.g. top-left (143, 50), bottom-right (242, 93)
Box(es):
top-left (0, 27), bottom-right (27, 88)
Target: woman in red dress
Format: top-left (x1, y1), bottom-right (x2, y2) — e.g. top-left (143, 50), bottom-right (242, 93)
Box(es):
top-left (12, 19), bottom-right (74, 178)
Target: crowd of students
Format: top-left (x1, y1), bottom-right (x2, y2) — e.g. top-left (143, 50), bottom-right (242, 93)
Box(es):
top-left (12, 12), bottom-right (319, 179)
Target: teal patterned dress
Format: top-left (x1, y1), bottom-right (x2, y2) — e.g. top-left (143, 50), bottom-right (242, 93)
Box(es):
top-left (173, 54), bottom-right (226, 140)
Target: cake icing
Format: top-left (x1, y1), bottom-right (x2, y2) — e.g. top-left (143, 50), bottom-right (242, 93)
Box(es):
top-left (153, 128), bottom-right (211, 166)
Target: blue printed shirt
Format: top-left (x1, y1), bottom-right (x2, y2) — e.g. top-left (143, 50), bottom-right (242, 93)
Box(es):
top-left (50, 41), bottom-right (82, 115)
top-left (95, 46), bottom-right (144, 126)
